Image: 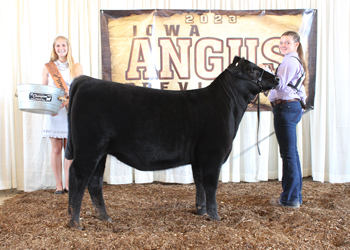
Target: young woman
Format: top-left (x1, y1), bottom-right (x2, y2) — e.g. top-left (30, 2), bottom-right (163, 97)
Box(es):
top-left (269, 31), bottom-right (307, 208)
top-left (42, 35), bottom-right (83, 194)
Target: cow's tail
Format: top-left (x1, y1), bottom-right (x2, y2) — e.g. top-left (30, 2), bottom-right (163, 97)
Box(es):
top-left (65, 76), bottom-right (84, 160)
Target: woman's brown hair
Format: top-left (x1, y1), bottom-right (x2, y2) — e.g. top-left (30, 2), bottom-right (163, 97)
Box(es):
top-left (281, 31), bottom-right (307, 83)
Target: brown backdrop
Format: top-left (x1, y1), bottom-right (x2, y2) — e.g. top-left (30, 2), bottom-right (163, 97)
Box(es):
top-left (101, 9), bottom-right (317, 111)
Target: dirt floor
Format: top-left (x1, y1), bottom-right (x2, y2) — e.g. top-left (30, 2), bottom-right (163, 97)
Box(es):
top-left (1, 178), bottom-right (350, 249)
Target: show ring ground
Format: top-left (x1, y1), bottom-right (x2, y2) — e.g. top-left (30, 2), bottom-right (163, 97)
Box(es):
top-left (1, 178), bottom-right (349, 249)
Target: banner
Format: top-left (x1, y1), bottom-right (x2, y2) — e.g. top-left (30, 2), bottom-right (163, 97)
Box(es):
top-left (101, 9), bottom-right (317, 111)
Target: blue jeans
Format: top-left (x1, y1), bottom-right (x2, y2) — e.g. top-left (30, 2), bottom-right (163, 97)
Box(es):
top-left (273, 101), bottom-right (302, 207)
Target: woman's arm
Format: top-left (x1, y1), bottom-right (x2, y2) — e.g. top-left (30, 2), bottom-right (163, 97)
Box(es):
top-left (42, 65), bottom-right (49, 85)
top-left (274, 59), bottom-right (299, 91)
top-left (75, 63), bottom-right (83, 77)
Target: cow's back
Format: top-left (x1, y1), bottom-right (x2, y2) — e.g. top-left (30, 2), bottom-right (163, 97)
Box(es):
top-left (67, 76), bottom-right (226, 170)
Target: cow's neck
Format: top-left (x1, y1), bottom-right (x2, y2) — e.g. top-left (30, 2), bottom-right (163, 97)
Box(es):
top-left (208, 73), bottom-right (257, 136)
top-left (211, 72), bottom-right (257, 108)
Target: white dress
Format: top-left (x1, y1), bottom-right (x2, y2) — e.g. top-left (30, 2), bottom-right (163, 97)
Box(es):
top-left (42, 60), bottom-right (72, 139)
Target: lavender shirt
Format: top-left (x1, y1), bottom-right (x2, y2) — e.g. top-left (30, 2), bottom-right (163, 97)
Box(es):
top-left (268, 52), bottom-right (307, 103)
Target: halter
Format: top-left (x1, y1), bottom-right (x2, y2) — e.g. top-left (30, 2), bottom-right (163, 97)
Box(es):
top-left (226, 67), bottom-right (265, 92)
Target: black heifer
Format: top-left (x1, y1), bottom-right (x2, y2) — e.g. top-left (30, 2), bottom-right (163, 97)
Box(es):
top-left (65, 56), bottom-right (279, 230)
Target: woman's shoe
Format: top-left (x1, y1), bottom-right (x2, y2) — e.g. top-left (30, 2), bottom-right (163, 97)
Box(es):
top-left (64, 188), bottom-right (69, 193)
top-left (269, 197), bottom-right (300, 208)
top-left (269, 198), bottom-right (282, 207)
top-left (54, 189), bottom-right (63, 194)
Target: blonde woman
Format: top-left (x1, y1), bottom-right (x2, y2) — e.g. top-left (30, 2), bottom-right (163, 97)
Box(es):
top-left (42, 35), bottom-right (83, 194)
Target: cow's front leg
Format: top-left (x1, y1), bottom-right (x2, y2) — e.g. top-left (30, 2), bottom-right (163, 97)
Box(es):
top-left (202, 166), bottom-right (221, 221)
top-left (191, 164), bottom-right (206, 215)
top-left (87, 155), bottom-right (113, 223)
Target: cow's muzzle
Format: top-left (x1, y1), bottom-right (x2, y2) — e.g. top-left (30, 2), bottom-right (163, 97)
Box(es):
top-left (271, 76), bottom-right (280, 89)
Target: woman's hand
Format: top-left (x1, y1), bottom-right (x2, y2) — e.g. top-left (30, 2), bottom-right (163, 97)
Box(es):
top-left (259, 64), bottom-right (274, 73)
top-left (63, 99), bottom-right (69, 108)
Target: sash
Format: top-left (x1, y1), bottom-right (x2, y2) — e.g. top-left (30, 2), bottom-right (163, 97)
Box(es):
top-left (45, 61), bottom-right (69, 97)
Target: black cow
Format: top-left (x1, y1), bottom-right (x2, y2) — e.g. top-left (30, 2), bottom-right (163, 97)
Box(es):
top-left (65, 56), bottom-right (279, 230)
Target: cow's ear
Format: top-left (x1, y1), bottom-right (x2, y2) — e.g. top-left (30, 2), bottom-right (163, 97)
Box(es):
top-left (233, 60), bottom-right (244, 75)
top-left (233, 56), bottom-right (241, 66)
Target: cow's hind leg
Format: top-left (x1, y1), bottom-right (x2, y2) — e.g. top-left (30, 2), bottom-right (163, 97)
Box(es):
top-left (191, 164), bottom-right (206, 215)
top-left (68, 154), bottom-right (106, 230)
top-left (68, 158), bottom-right (96, 230)
top-left (87, 155), bottom-right (112, 223)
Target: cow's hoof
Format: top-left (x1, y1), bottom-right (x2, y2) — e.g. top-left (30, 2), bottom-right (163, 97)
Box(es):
top-left (70, 220), bottom-right (84, 230)
top-left (196, 206), bottom-right (207, 215)
top-left (209, 214), bottom-right (221, 221)
top-left (97, 214), bottom-right (113, 223)
top-left (207, 210), bottom-right (221, 221)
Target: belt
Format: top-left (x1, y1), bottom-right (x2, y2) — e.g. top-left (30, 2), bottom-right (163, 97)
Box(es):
top-left (271, 98), bottom-right (300, 107)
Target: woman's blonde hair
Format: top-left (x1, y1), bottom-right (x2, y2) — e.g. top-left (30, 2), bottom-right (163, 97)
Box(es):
top-left (50, 35), bottom-right (76, 79)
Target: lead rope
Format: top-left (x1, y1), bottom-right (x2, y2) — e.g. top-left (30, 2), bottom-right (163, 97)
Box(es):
top-left (226, 66), bottom-right (264, 155)
top-left (238, 106), bottom-right (313, 159)
top-left (257, 94), bottom-right (261, 155)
